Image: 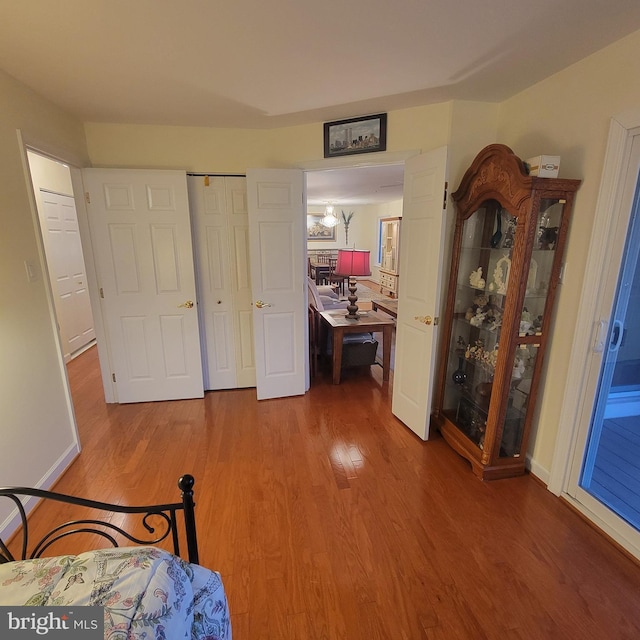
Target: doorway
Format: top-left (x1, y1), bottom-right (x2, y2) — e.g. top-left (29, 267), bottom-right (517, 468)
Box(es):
top-left (304, 146), bottom-right (450, 443)
top-left (27, 151), bottom-right (96, 363)
top-left (305, 163), bottom-right (405, 384)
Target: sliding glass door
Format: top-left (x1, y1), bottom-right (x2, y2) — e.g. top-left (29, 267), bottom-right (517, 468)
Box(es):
top-left (579, 176), bottom-right (640, 529)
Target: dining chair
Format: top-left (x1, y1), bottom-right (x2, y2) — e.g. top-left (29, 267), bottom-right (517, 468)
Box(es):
top-left (314, 253), bottom-right (331, 284)
top-left (327, 258), bottom-right (348, 296)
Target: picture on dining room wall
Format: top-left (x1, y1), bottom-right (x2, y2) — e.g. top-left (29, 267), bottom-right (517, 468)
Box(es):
top-left (324, 113), bottom-right (387, 158)
top-left (307, 215), bottom-right (336, 241)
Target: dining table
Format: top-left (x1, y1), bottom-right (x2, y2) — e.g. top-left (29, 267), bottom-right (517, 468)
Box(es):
top-left (309, 260), bottom-right (331, 284)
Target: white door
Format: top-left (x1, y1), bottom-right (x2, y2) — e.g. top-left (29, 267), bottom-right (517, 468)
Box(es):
top-left (38, 190), bottom-right (95, 360)
top-left (83, 169), bottom-right (204, 403)
top-left (392, 146), bottom-right (448, 439)
top-left (188, 175), bottom-right (255, 390)
top-left (226, 177), bottom-right (257, 388)
top-left (247, 169), bottom-right (307, 400)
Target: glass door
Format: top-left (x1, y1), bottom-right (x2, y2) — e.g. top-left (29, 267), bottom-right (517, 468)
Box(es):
top-left (579, 177), bottom-right (640, 529)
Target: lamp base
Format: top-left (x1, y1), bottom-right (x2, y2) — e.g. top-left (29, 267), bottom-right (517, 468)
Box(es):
top-left (345, 277), bottom-right (360, 319)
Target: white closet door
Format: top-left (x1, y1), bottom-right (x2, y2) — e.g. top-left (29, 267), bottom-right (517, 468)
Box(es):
top-left (83, 168), bottom-right (203, 403)
top-left (226, 177), bottom-right (256, 387)
top-left (188, 175), bottom-right (255, 390)
top-left (247, 168), bottom-right (306, 400)
top-left (39, 190), bottom-right (95, 361)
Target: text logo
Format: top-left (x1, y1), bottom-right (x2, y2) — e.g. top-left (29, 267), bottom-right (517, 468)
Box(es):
top-left (1, 607), bottom-right (103, 638)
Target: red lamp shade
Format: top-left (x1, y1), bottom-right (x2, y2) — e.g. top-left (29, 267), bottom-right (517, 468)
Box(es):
top-left (335, 249), bottom-right (371, 277)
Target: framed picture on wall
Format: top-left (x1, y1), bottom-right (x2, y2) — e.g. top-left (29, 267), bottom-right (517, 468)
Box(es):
top-left (324, 113), bottom-right (387, 158)
top-left (307, 215), bottom-right (336, 241)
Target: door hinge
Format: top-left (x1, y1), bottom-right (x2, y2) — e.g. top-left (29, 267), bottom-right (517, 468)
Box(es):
top-left (99, 287), bottom-right (104, 299)
top-left (85, 191), bottom-right (91, 204)
top-left (112, 373), bottom-right (116, 383)
top-left (443, 182), bottom-right (448, 209)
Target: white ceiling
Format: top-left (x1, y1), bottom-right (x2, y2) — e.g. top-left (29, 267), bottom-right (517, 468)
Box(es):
top-left (1, 0), bottom-right (639, 130)
top-left (3, 0), bottom-right (640, 203)
top-left (306, 164), bottom-right (405, 205)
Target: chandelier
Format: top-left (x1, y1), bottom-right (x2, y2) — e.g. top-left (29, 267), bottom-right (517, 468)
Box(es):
top-left (321, 204), bottom-right (339, 228)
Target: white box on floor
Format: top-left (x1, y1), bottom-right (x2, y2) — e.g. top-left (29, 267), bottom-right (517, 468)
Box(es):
top-left (526, 155), bottom-right (560, 178)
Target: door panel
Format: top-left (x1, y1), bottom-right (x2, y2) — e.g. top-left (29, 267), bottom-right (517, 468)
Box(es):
top-left (39, 191), bottom-right (95, 360)
top-left (247, 169), bottom-right (306, 400)
top-left (227, 179), bottom-right (256, 387)
top-left (392, 147), bottom-right (448, 439)
top-left (188, 175), bottom-right (255, 390)
top-left (190, 176), bottom-right (235, 389)
top-left (84, 169), bottom-right (203, 403)
top-left (151, 225), bottom-right (180, 291)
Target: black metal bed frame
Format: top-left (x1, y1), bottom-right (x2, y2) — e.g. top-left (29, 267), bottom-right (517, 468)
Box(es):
top-left (0, 474), bottom-right (199, 565)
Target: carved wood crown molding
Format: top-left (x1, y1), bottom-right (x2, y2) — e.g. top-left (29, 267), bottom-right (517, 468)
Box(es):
top-left (453, 144), bottom-right (532, 213)
top-left (470, 160), bottom-right (519, 201)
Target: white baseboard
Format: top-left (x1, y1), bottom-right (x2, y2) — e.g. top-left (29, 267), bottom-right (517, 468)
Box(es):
top-left (0, 442), bottom-right (80, 547)
top-left (527, 454), bottom-right (550, 486)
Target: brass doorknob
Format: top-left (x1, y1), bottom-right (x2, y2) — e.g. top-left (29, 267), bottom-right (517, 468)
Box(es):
top-left (255, 300), bottom-right (272, 308)
top-left (178, 300), bottom-right (194, 309)
top-left (414, 315), bottom-right (433, 325)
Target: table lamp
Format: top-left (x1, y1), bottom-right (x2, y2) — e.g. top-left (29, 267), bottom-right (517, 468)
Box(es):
top-left (335, 249), bottom-right (371, 319)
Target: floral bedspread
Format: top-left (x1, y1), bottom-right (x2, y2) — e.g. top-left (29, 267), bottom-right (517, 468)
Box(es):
top-left (0, 546), bottom-right (231, 639)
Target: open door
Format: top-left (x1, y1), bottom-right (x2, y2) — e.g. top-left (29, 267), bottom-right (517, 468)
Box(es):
top-left (83, 168), bottom-right (204, 403)
top-left (392, 146), bottom-right (448, 439)
top-left (247, 169), bottom-right (307, 400)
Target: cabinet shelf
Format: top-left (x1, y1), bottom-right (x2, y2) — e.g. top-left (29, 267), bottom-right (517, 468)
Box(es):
top-left (457, 282), bottom-right (505, 297)
top-left (453, 313), bottom-right (503, 335)
top-left (433, 144), bottom-right (581, 480)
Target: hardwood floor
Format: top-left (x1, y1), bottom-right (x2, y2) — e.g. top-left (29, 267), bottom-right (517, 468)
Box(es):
top-left (17, 346), bottom-right (640, 639)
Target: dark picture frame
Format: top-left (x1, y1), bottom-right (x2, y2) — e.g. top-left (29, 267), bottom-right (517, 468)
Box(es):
top-left (307, 215), bottom-right (336, 241)
top-left (324, 113), bottom-right (387, 158)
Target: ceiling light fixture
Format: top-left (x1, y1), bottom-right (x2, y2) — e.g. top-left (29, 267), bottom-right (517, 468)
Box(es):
top-left (322, 204), bottom-right (339, 228)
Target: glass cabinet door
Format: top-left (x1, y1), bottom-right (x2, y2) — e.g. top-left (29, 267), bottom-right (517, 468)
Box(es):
top-left (501, 344), bottom-right (538, 457)
top-left (502, 198), bottom-right (568, 457)
top-left (442, 200), bottom-right (517, 450)
top-left (519, 198), bottom-right (568, 336)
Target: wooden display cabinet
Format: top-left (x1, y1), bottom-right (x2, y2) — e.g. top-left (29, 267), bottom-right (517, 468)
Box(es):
top-left (379, 217), bottom-right (401, 297)
top-left (432, 144), bottom-right (581, 479)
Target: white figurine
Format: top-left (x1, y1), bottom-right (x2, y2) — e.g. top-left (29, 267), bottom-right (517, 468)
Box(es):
top-left (493, 254), bottom-right (511, 295)
top-left (469, 267), bottom-right (486, 289)
top-left (513, 356), bottom-right (526, 379)
top-left (469, 308), bottom-right (486, 327)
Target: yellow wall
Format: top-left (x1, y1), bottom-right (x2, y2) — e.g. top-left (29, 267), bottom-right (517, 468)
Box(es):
top-left (497, 28), bottom-right (640, 473)
top-left (84, 103), bottom-right (454, 170)
top-left (0, 67), bottom-right (89, 526)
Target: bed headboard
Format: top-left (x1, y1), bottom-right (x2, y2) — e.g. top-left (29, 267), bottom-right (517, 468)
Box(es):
top-left (0, 474), bottom-right (199, 565)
